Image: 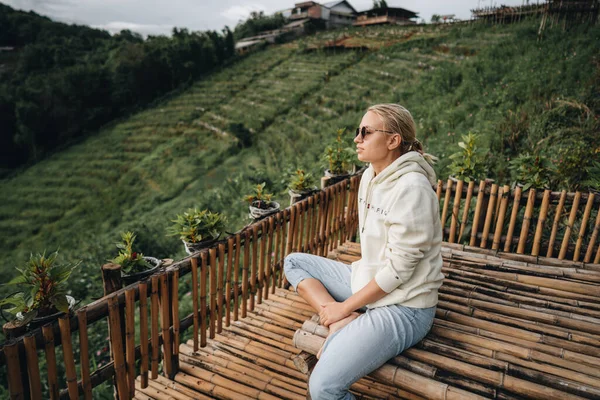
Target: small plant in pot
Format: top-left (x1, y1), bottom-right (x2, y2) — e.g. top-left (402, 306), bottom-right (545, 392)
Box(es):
top-left (168, 208), bottom-right (226, 255)
top-left (322, 128), bottom-right (355, 183)
top-left (113, 231), bottom-right (162, 285)
top-left (0, 250), bottom-right (79, 338)
top-left (244, 182), bottom-right (280, 220)
top-left (288, 168), bottom-right (318, 203)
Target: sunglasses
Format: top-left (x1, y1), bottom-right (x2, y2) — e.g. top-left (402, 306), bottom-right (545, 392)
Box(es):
top-left (355, 126), bottom-right (395, 139)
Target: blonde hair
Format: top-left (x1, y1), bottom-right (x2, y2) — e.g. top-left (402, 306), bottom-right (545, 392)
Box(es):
top-left (367, 103), bottom-right (423, 155)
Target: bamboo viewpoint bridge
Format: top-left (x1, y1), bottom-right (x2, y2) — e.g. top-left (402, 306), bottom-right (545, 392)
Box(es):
top-left (1, 175), bottom-right (600, 399)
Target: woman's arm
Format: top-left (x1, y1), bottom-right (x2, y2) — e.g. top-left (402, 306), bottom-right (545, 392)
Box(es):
top-left (319, 278), bottom-right (386, 327)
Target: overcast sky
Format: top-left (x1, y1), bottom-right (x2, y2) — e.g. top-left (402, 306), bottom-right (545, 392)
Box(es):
top-left (3, 0), bottom-right (531, 36)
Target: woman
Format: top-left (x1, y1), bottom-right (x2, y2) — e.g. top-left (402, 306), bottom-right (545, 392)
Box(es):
top-left (284, 103), bottom-right (444, 400)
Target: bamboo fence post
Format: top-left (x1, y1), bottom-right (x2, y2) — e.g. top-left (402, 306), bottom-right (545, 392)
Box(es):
top-left (547, 190), bottom-right (567, 258)
top-left (517, 188), bottom-right (536, 254)
top-left (160, 273), bottom-right (173, 377)
top-left (107, 296), bottom-right (129, 399)
top-left (595, 238), bottom-right (600, 264)
top-left (138, 282), bottom-right (149, 388)
top-left (470, 180), bottom-right (487, 246)
top-left (504, 185), bottom-right (523, 253)
top-left (77, 309), bottom-right (92, 400)
top-left (293, 203), bottom-right (301, 253)
top-left (559, 191), bottom-right (581, 259)
top-left (234, 234), bottom-right (241, 318)
top-left (150, 275), bottom-right (160, 378)
top-left (299, 202), bottom-right (307, 252)
top-left (242, 230), bottom-right (250, 318)
top-left (584, 203), bottom-right (600, 263)
top-left (4, 341), bottom-right (24, 400)
top-left (306, 197), bottom-right (314, 253)
top-left (217, 243), bottom-right (225, 332)
top-left (200, 252), bottom-right (208, 347)
top-left (171, 269), bottom-right (180, 375)
top-left (264, 217), bottom-right (274, 299)
top-left (459, 181), bottom-right (476, 243)
top-left (23, 334), bottom-right (42, 400)
top-left (273, 215), bottom-right (282, 294)
top-left (441, 178), bottom-right (454, 239)
top-left (492, 185), bottom-right (510, 250)
top-left (209, 248), bottom-right (217, 338)
top-left (574, 192), bottom-right (595, 261)
top-left (258, 221), bottom-right (267, 305)
top-left (191, 257), bottom-right (199, 351)
top-left (58, 315), bottom-right (78, 399)
top-left (317, 192), bottom-right (327, 257)
top-left (42, 324), bottom-right (59, 399)
top-left (449, 179), bottom-right (464, 243)
top-left (282, 208), bottom-right (291, 288)
top-left (250, 227), bottom-right (258, 312)
top-left (480, 184), bottom-right (498, 249)
top-left (436, 179), bottom-right (443, 202)
top-left (286, 206), bottom-right (296, 258)
top-left (125, 288), bottom-right (136, 399)
top-left (327, 187), bottom-right (336, 253)
top-left (226, 237), bottom-right (235, 324)
top-left (531, 189), bottom-right (551, 256)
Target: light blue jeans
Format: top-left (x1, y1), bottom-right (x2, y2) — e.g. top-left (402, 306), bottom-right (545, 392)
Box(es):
top-left (284, 252), bottom-right (436, 400)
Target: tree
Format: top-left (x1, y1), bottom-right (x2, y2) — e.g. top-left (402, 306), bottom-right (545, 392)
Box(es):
top-left (431, 14), bottom-right (442, 23)
top-left (372, 0), bottom-right (388, 8)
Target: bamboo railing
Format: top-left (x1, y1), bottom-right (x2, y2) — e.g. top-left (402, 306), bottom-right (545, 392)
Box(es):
top-left (0, 176), bottom-right (360, 400)
top-left (436, 178), bottom-right (600, 263)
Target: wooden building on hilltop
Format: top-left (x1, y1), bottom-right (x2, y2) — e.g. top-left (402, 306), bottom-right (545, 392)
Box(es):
top-left (354, 6), bottom-right (418, 27)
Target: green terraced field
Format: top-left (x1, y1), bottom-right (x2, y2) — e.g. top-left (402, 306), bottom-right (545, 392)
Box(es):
top-left (1, 19), bottom-right (598, 308)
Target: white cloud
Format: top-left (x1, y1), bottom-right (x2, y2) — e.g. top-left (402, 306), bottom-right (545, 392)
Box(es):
top-left (93, 21), bottom-right (174, 36)
top-left (220, 3), bottom-right (266, 21)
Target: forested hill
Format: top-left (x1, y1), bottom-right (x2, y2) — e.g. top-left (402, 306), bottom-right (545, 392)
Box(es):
top-left (0, 3), bottom-right (235, 171)
top-left (0, 16), bottom-right (598, 334)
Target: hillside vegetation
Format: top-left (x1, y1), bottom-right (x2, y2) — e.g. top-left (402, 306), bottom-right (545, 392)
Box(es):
top-left (0, 19), bottom-right (598, 316)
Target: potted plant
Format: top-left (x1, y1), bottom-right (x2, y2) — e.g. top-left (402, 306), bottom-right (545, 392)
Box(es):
top-left (112, 231), bottom-right (162, 285)
top-left (288, 168), bottom-right (318, 204)
top-left (447, 132), bottom-right (486, 183)
top-left (168, 208), bottom-right (226, 255)
top-left (0, 250), bottom-right (79, 338)
top-left (322, 128), bottom-right (355, 183)
top-left (244, 182), bottom-right (280, 220)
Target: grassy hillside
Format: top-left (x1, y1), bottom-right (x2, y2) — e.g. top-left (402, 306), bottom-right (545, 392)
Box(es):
top-left (0, 19), bottom-right (598, 305)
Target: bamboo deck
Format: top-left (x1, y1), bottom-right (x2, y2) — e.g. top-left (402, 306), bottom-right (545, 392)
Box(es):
top-left (134, 241), bottom-right (600, 400)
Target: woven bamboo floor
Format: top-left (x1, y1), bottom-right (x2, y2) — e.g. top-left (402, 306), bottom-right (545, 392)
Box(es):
top-left (134, 241), bottom-right (600, 400)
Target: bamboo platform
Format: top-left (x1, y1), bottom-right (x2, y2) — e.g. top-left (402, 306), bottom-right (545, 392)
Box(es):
top-left (133, 240), bottom-right (600, 400)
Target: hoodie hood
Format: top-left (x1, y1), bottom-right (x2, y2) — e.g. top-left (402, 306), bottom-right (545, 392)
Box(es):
top-left (368, 151), bottom-right (437, 187)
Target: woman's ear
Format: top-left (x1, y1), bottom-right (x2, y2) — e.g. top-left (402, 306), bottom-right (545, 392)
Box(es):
top-left (388, 134), bottom-right (402, 151)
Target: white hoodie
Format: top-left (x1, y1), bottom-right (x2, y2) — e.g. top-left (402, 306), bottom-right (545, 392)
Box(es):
top-left (351, 152), bottom-right (444, 309)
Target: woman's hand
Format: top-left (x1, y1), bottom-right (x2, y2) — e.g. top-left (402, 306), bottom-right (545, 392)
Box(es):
top-left (319, 301), bottom-right (350, 327)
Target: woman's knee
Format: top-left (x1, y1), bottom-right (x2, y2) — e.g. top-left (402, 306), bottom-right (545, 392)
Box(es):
top-left (309, 370), bottom-right (347, 400)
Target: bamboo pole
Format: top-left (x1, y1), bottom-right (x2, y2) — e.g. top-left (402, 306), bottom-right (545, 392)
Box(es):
top-left (139, 282), bottom-right (149, 388)
top-left (200, 252), bottom-right (208, 347)
top-left (209, 247), bottom-right (217, 338)
top-left (263, 218), bottom-right (272, 300)
top-left (459, 180), bottom-right (476, 243)
top-left (286, 205), bottom-right (296, 259)
top-left (233, 234), bottom-right (241, 319)
top-left (217, 243), bottom-right (225, 332)
top-left (492, 185), bottom-right (511, 250)
top-left (504, 185), bottom-right (522, 252)
top-left (273, 215), bottom-right (282, 294)
top-left (190, 257), bottom-right (199, 351)
top-left (42, 324), bottom-right (59, 399)
top-left (480, 183), bottom-right (498, 249)
top-left (441, 178), bottom-right (454, 239)
top-left (470, 180), bottom-right (487, 246)
top-left (532, 189), bottom-right (551, 256)
top-left (23, 334), bottom-right (42, 400)
top-left (172, 270), bottom-right (180, 375)
top-left (108, 296), bottom-right (129, 399)
top-left (306, 197), bottom-right (314, 253)
top-left (242, 230), bottom-right (250, 318)
top-left (559, 191), bottom-right (582, 259)
top-left (547, 190), bottom-right (567, 258)
top-left (317, 192), bottom-right (327, 257)
top-left (4, 341), bottom-right (24, 400)
top-left (436, 179), bottom-right (443, 202)
top-left (574, 192), bottom-right (595, 261)
top-left (281, 209), bottom-right (290, 288)
top-left (160, 273), bottom-right (173, 377)
top-left (449, 179), bottom-right (464, 243)
top-left (584, 204), bottom-right (600, 263)
top-left (125, 288), bottom-right (136, 399)
top-left (76, 309), bottom-right (92, 400)
top-left (258, 222), bottom-right (266, 305)
top-left (517, 188), bottom-right (536, 254)
top-left (58, 315), bottom-right (78, 399)
top-left (226, 237), bottom-right (235, 324)
top-left (151, 275), bottom-right (160, 378)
